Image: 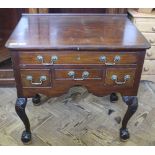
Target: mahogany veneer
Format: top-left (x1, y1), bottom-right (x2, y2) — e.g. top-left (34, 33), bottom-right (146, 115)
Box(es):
top-left (5, 14), bottom-right (150, 144)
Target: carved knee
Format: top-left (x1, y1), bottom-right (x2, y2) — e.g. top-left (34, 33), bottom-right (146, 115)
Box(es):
top-left (122, 96), bottom-right (138, 113)
top-left (15, 98), bottom-right (27, 111)
top-left (120, 96), bottom-right (138, 141)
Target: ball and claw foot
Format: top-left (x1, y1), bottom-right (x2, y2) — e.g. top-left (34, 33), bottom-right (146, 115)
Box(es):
top-left (120, 96), bottom-right (138, 142)
top-left (15, 98), bottom-right (31, 144)
top-left (120, 128), bottom-right (130, 142)
top-left (110, 93), bottom-right (118, 103)
top-left (21, 130), bottom-right (32, 144)
top-left (32, 94), bottom-right (41, 106)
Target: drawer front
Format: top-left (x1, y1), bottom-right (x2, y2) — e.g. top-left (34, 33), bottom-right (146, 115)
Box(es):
top-left (142, 33), bottom-right (155, 45)
top-left (20, 69), bottom-right (51, 87)
top-left (54, 68), bottom-right (103, 81)
top-left (105, 68), bottom-right (136, 87)
top-left (135, 22), bottom-right (155, 32)
top-left (19, 51), bottom-right (138, 65)
top-left (145, 46), bottom-right (155, 59)
top-left (142, 60), bottom-right (155, 75)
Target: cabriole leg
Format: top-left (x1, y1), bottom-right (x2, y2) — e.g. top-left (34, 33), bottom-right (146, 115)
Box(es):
top-left (120, 96), bottom-right (138, 141)
top-left (15, 98), bottom-right (31, 144)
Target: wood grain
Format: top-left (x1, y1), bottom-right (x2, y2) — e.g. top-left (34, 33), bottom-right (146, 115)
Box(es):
top-left (6, 14), bottom-right (149, 97)
top-left (20, 69), bottom-right (51, 88)
top-left (19, 51), bottom-right (139, 65)
top-left (5, 14), bottom-right (150, 50)
top-left (105, 68), bottom-right (136, 87)
top-left (54, 68), bottom-right (103, 80)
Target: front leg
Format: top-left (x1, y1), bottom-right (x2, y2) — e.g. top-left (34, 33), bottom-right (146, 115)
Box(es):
top-left (15, 98), bottom-right (31, 144)
top-left (120, 96), bottom-right (138, 141)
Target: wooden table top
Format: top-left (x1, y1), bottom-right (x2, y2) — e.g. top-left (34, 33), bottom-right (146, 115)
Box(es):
top-left (6, 14), bottom-right (150, 50)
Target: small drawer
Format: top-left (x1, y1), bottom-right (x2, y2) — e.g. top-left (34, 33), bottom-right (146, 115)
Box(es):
top-left (19, 51), bottom-right (138, 65)
top-left (20, 69), bottom-right (51, 87)
top-left (54, 69), bottom-right (103, 81)
top-left (105, 68), bottom-right (136, 87)
top-left (142, 60), bottom-right (155, 75)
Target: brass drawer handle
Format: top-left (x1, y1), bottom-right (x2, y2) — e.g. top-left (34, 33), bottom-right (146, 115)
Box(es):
top-left (111, 75), bottom-right (130, 85)
top-left (51, 55), bottom-right (58, 64)
top-left (36, 55), bottom-right (58, 64)
top-left (68, 71), bottom-right (75, 78)
top-left (37, 55), bottom-right (44, 63)
top-left (99, 55), bottom-right (121, 65)
top-left (68, 71), bottom-right (99, 80)
top-left (26, 75), bottom-right (47, 85)
top-left (82, 71), bottom-right (89, 79)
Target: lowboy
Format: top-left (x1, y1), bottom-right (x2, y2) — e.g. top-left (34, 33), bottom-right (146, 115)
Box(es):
top-left (5, 14), bottom-right (150, 144)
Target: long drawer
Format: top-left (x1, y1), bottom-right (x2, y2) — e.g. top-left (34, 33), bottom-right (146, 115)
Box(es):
top-left (19, 51), bottom-right (139, 65)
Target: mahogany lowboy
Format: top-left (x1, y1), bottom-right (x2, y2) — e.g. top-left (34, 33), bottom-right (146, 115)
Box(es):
top-left (5, 14), bottom-right (150, 144)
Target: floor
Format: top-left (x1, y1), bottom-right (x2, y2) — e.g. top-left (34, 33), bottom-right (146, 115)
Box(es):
top-left (0, 81), bottom-right (155, 146)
